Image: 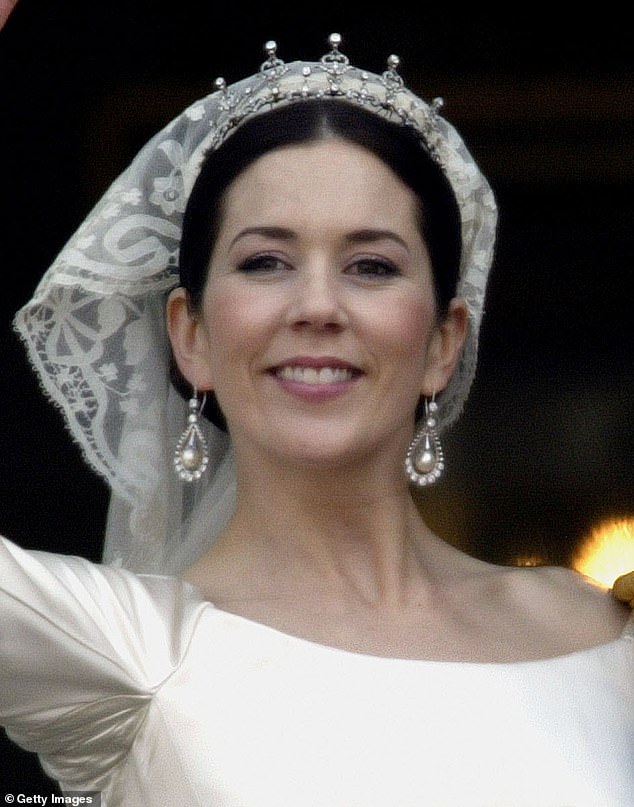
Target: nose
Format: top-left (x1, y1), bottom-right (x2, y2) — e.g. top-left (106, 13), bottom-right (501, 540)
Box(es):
top-left (285, 265), bottom-right (349, 332)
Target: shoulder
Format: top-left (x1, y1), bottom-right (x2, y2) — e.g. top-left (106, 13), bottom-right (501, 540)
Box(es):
top-left (0, 535), bottom-right (208, 676)
top-left (507, 564), bottom-right (630, 649)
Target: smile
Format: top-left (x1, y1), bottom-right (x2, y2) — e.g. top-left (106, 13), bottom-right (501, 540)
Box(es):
top-left (275, 366), bottom-right (355, 385)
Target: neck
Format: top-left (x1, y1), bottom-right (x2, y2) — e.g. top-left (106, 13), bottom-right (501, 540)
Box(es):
top-left (212, 449), bottom-right (448, 608)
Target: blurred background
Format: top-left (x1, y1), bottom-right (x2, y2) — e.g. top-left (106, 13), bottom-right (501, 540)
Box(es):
top-left (0, 0), bottom-right (632, 793)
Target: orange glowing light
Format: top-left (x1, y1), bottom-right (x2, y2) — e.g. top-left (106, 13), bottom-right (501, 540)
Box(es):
top-left (571, 518), bottom-right (634, 588)
top-left (514, 555), bottom-right (546, 568)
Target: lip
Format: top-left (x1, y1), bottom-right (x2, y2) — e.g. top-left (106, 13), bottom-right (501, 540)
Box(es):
top-left (267, 355), bottom-right (363, 400)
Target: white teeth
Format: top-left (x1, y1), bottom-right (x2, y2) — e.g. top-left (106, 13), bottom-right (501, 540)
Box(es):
top-left (276, 366), bottom-right (353, 384)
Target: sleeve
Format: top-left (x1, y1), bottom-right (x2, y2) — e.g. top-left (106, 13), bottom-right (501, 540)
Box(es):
top-left (0, 535), bottom-right (204, 789)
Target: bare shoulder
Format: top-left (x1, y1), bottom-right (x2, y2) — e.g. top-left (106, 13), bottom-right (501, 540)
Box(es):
top-left (508, 564), bottom-right (630, 649)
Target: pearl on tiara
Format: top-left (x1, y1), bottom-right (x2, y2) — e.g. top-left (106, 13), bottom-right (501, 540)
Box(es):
top-left (207, 33), bottom-right (446, 164)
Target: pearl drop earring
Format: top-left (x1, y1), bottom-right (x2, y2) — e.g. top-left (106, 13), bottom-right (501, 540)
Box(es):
top-left (174, 388), bottom-right (209, 482)
top-left (404, 398), bottom-right (444, 486)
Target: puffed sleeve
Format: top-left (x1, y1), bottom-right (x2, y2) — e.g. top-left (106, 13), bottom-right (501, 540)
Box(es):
top-left (0, 535), bottom-right (204, 789)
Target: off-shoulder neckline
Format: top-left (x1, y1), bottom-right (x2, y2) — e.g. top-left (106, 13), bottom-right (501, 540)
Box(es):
top-left (181, 584), bottom-right (634, 669)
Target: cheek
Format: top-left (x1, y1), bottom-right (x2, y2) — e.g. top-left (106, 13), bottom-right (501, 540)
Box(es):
top-left (372, 292), bottom-right (436, 364)
top-left (202, 282), bottom-right (277, 370)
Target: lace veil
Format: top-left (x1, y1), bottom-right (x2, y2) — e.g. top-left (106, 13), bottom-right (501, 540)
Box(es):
top-left (13, 38), bottom-right (497, 574)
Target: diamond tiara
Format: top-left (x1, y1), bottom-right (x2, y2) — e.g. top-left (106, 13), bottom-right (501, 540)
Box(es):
top-left (204, 33), bottom-right (446, 163)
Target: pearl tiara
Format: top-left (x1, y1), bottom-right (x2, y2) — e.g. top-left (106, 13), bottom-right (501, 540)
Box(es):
top-left (190, 33), bottom-right (446, 167)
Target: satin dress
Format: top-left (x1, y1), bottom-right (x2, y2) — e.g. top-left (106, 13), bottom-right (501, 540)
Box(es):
top-left (1, 536), bottom-right (632, 806)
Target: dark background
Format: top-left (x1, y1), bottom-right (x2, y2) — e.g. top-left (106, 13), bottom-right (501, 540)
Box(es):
top-left (1, 0), bottom-right (632, 793)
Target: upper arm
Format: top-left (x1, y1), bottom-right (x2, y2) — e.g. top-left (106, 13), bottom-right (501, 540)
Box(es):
top-left (613, 570), bottom-right (634, 608)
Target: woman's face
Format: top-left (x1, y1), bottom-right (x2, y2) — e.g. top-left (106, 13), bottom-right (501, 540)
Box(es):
top-left (171, 138), bottom-right (465, 471)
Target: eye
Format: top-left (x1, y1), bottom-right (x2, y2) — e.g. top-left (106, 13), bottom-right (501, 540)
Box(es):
top-left (346, 258), bottom-right (400, 278)
top-left (237, 254), bottom-right (291, 274)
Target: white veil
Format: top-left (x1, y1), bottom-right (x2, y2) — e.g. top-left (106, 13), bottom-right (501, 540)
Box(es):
top-left (13, 37), bottom-right (497, 573)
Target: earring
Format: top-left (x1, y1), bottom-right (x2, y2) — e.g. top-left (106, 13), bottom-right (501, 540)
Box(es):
top-left (174, 388), bottom-right (209, 482)
top-left (404, 397), bottom-right (444, 486)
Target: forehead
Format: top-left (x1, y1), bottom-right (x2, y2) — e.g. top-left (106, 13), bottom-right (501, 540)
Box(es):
top-left (218, 138), bottom-right (421, 234)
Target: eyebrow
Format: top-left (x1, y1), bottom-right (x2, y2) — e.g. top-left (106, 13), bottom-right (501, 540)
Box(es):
top-left (344, 228), bottom-right (409, 250)
top-left (229, 226), bottom-right (409, 251)
top-left (229, 226), bottom-right (295, 250)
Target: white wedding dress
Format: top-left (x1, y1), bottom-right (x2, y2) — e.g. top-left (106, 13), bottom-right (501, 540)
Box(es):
top-left (1, 536), bottom-right (632, 806)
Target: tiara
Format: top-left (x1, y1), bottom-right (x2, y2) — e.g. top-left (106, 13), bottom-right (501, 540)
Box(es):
top-left (205, 33), bottom-right (446, 162)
